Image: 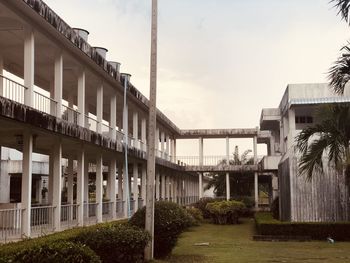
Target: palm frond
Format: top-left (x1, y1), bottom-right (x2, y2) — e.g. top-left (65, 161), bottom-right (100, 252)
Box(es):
top-left (329, 44), bottom-right (350, 95)
top-left (331, 0), bottom-right (350, 24)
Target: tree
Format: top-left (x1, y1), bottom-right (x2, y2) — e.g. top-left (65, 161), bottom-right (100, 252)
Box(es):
top-left (329, 0), bottom-right (350, 94)
top-left (295, 104), bottom-right (350, 184)
top-left (205, 146), bottom-right (254, 197)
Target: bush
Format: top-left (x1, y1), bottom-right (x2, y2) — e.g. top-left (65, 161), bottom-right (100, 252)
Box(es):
top-left (186, 208), bottom-right (203, 224)
top-left (194, 197), bottom-right (223, 218)
top-left (271, 197), bottom-right (279, 219)
top-left (206, 200), bottom-right (245, 224)
top-left (129, 201), bottom-right (196, 258)
top-left (72, 224), bottom-right (150, 263)
top-left (255, 212), bottom-right (350, 240)
top-left (2, 241), bottom-right (100, 263)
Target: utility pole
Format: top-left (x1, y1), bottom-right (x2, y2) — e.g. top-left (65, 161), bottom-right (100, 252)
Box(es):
top-left (145, 0), bottom-right (158, 260)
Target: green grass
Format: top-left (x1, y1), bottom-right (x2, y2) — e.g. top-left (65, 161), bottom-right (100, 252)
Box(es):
top-left (154, 219), bottom-right (350, 263)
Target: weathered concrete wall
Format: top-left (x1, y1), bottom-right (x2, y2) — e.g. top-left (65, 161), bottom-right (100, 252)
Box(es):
top-left (279, 158), bottom-right (291, 221)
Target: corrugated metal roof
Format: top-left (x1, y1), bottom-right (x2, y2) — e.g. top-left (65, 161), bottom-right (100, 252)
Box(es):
top-left (290, 97), bottom-right (350, 105)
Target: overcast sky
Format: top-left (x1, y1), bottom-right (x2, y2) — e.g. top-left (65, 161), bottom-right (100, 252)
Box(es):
top-left (43, 0), bottom-right (349, 156)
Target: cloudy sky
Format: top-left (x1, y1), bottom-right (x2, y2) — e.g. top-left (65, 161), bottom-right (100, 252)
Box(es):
top-left (44, 0), bottom-right (349, 156)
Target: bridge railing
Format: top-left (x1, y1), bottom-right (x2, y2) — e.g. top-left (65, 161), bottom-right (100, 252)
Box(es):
top-left (176, 155), bottom-right (265, 167)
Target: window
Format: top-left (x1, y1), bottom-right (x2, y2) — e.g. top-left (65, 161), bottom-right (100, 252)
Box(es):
top-left (295, 115), bottom-right (313, 124)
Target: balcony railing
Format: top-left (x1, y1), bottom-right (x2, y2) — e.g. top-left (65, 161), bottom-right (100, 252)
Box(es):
top-left (1, 74), bottom-right (26, 104)
top-left (62, 105), bottom-right (79, 124)
top-left (0, 208), bottom-right (22, 241)
top-left (33, 90), bottom-right (57, 116)
top-left (61, 204), bottom-right (78, 228)
top-left (176, 155), bottom-right (264, 166)
top-left (31, 205), bottom-right (55, 234)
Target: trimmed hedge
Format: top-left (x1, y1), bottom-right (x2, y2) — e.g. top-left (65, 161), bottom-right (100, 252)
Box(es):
top-left (7, 241), bottom-right (101, 263)
top-left (194, 197), bottom-right (224, 218)
top-left (206, 200), bottom-right (245, 224)
top-left (255, 212), bottom-right (350, 240)
top-left (186, 208), bottom-right (203, 224)
top-left (0, 219), bottom-right (152, 263)
top-left (129, 201), bottom-right (196, 258)
top-left (72, 224), bottom-right (150, 263)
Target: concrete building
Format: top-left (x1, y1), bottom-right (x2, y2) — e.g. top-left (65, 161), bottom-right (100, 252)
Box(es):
top-left (261, 84), bottom-right (350, 222)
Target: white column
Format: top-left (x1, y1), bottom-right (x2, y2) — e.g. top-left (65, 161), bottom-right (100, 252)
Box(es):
top-left (141, 164), bottom-right (147, 202)
top-left (155, 127), bottom-right (160, 155)
top-left (165, 175), bottom-right (170, 200)
top-left (226, 136), bottom-right (230, 200)
top-left (123, 163), bottom-right (129, 218)
top-left (54, 52), bottom-right (63, 117)
top-left (118, 163), bottom-right (123, 201)
top-left (161, 174), bottom-right (165, 199)
top-left (141, 118), bottom-right (147, 152)
top-left (160, 132), bottom-right (165, 158)
top-left (255, 172), bottom-right (259, 210)
top-left (52, 139), bottom-right (62, 231)
top-left (199, 137), bottom-right (203, 165)
top-left (24, 27), bottom-right (34, 107)
top-left (21, 132), bottom-right (33, 237)
top-left (155, 172), bottom-right (160, 200)
top-left (96, 82), bottom-right (103, 134)
top-left (0, 52), bottom-right (4, 96)
top-left (133, 162), bottom-right (139, 212)
top-left (96, 153), bottom-right (103, 223)
top-left (84, 161), bottom-right (89, 203)
top-left (133, 111), bottom-right (139, 149)
top-left (77, 70), bottom-right (85, 127)
top-left (110, 93), bottom-right (117, 139)
top-left (77, 145), bottom-right (85, 226)
top-left (67, 157), bottom-right (74, 205)
top-left (166, 135), bottom-right (170, 159)
top-left (199, 173), bottom-right (203, 199)
top-left (109, 158), bottom-right (117, 219)
top-left (171, 139), bottom-right (175, 162)
top-left (253, 136), bottom-right (258, 164)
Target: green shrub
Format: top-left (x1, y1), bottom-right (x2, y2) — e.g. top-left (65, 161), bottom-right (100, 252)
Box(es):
top-left (194, 197), bottom-right (224, 218)
top-left (129, 201), bottom-right (195, 258)
top-left (72, 224), bottom-right (150, 263)
top-left (232, 196), bottom-right (255, 209)
top-left (255, 212), bottom-right (350, 240)
top-left (2, 241), bottom-right (100, 263)
top-left (206, 200), bottom-right (245, 224)
top-left (186, 207), bottom-right (203, 224)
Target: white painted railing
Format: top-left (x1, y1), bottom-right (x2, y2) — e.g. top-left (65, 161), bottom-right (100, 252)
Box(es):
top-left (61, 204), bottom-right (78, 228)
top-left (102, 201), bottom-right (113, 221)
top-left (30, 205), bottom-right (55, 234)
top-left (176, 155), bottom-right (264, 166)
top-left (33, 90), bottom-right (57, 115)
top-left (0, 208), bottom-right (22, 241)
top-left (116, 200), bottom-right (124, 218)
top-left (1, 74), bottom-right (26, 104)
top-left (62, 105), bottom-right (79, 124)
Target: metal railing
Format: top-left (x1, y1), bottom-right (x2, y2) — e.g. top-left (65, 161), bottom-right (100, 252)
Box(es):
top-left (60, 204), bottom-right (78, 228)
top-left (33, 90), bottom-right (57, 115)
top-left (85, 115), bottom-right (98, 132)
top-left (102, 201), bottom-right (113, 220)
top-left (1, 74), bottom-right (26, 104)
top-left (30, 206), bottom-right (55, 234)
top-left (176, 155), bottom-right (264, 166)
top-left (62, 105), bottom-right (79, 124)
top-left (0, 208), bottom-right (22, 241)
top-left (102, 123), bottom-right (112, 138)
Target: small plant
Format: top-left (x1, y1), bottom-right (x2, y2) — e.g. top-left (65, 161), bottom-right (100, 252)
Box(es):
top-left (206, 200), bottom-right (245, 225)
top-left (129, 201), bottom-right (196, 258)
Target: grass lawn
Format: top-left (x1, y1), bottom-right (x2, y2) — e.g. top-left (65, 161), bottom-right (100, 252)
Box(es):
top-left (154, 218), bottom-right (350, 263)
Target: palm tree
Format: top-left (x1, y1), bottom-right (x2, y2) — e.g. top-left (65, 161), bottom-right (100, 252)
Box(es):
top-left (329, 0), bottom-right (350, 94)
top-left (295, 104), bottom-right (350, 184)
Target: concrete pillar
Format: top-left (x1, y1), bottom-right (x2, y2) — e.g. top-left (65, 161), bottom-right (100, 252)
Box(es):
top-left (24, 27), bottom-right (34, 107)
top-left (165, 175), bottom-right (170, 200)
top-left (21, 132), bottom-right (32, 237)
top-left (77, 146), bottom-right (85, 226)
top-left (133, 162), bottom-right (139, 211)
top-left (199, 173), bottom-right (203, 199)
top-left (161, 174), bottom-right (165, 200)
top-left (123, 163), bottom-right (129, 218)
top-left (117, 163), bottom-right (123, 200)
top-left (0, 52), bottom-right (3, 96)
top-left (109, 158), bottom-right (117, 219)
top-left (199, 137), bottom-right (203, 165)
top-left (155, 172), bottom-right (160, 200)
top-left (84, 161), bottom-right (89, 203)
top-left (155, 127), bottom-right (159, 151)
top-left (226, 136), bottom-right (230, 200)
top-left (141, 118), bottom-right (147, 152)
top-left (171, 139), bottom-right (175, 162)
top-left (133, 111), bottom-right (139, 149)
top-left (288, 108), bottom-right (296, 150)
top-left (141, 164), bottom-right (147, 202)
top-left (96, 154), bottom-right (103, 223)
top-left (166, 135), bottom-right (170, 159)
top-left (54, 52), bottom-right (63, 117)
top-left (77, 70), bottom-right (85, 127)
top-left (110, 93), bottom-right (117, 139)
top-left (67, 157), bottom-right (74, 205)
top-left (173, 139), bottom-right (177, 162)
top-left (52, 139), bottom-right (62, 231)
top-left (255, 172), bottom-right (259, 210)
top-left (161, 132), bottom-right (165, 158)
top-left (48, 155), bottom-right (54, 205)
top-left (96, 82), bottom-right (103, 134)
top-left (253, 136), bottom-right (258, 164)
